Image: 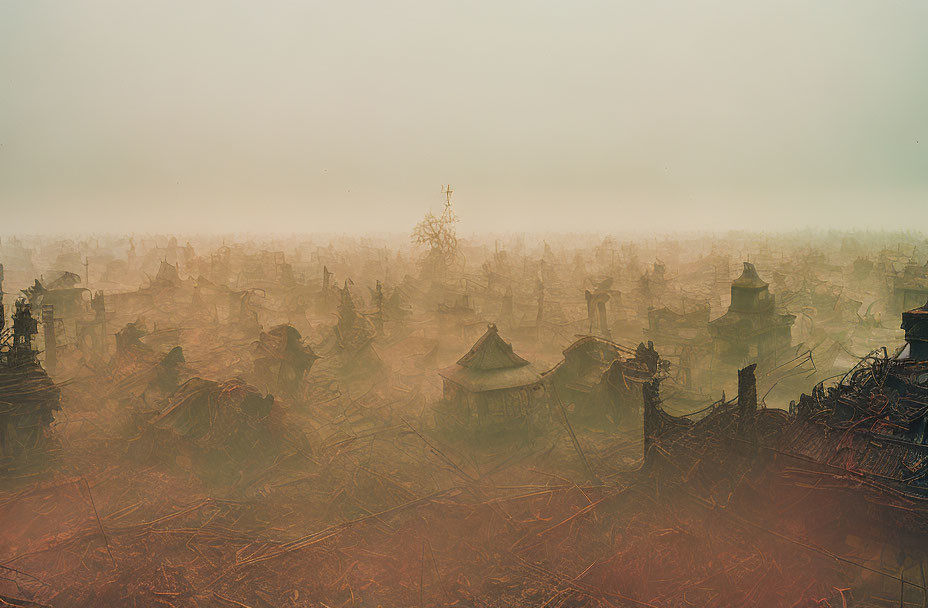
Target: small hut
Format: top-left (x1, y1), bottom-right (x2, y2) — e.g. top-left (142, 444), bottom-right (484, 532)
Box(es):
top-left (437, 323), bottom-right (543, 432)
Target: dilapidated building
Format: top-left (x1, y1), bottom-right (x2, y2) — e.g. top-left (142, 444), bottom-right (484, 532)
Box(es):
top-left (139, 377), bottom-right (305, 480)
top-left (0, 299), bottom-right (61, 462)
top-left (253, 324), bottom-right (319, 397)
top-left (893, 261), bottom-right (928, 313)
top-left (709, 262), bottom-right (795, 368)
top-left (545, 337), bottom-right (661, 428)
top-left (646, 301), bottom-right (711, 390)
top-left (782, 300), bottom-right (928, 500)
top-left (437, 323), bottom-right (544, 434)
top-left (22, 277), bottom-right (88, 319)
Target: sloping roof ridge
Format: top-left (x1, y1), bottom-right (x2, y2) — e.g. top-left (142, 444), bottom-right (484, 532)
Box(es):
top-left (732, 261), bottom-right (768, 289)
top-left (457, 323), bottom-right (530, 370)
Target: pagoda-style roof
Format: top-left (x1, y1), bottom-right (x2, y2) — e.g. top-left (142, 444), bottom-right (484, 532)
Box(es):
top-left (440, 324), bottom-right (541, 392)
top-left (712, 264), bottom-right (793, 334)
top-left (731, 262), bottom-right (768, 290)
top-left (724, 261), bottom-right (777, 315)
top-left (457, 323), bottom-right (529, 370)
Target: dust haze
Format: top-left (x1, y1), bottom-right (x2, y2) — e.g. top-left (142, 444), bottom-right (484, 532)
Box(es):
top-left (2, 3), bottom-right (928, 608)
top-left (2, 0), bottom-right (927, 233)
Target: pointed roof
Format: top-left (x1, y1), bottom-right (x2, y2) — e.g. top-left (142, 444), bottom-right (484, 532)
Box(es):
top-left (155, 260), bottom-right (181, 285)
top-left (731, 262), bottom-right (768, 289)
top-left (457, 323), bottom-right (529, 370)
top-left (440, 324), bottom-right (541, 392)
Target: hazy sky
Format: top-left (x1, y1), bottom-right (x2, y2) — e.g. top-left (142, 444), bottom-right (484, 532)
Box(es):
top-left (1, 1), bottom-right (926, 234)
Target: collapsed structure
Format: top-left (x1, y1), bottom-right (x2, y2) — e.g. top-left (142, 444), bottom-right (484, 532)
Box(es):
top-left (545, 337), bottom-right (661, 428)
top-left (0, 299), bottom-right (60, 462)
top-left (326, 283), bottom-right (382, 374)
top-left (642, 362), bottom-right (789, 485)
top-left (784, 299), bottom-right (928, 498)
top-left (252, 324), bottom-right (319, 397)
top-left (646, 300), bottom-right (711, 391)
top-left (7, 230), bottom-right (928, 607)
top-left (644, 298), bottom-right (928, 558)
top-left (144, 377), bottom-right (287, 475)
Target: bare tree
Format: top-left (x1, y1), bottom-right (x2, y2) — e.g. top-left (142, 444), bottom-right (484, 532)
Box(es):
top-left (412, 185), bottom-right (459, 266)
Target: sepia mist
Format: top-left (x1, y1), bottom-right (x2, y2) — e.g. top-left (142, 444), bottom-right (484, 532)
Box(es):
top-left (2, 0), bottom-right (927, 234)
top-left (5, 4), bottom-right (928, 608)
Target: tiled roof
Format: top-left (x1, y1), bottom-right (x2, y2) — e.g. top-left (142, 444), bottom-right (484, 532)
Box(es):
top-left (457, 324), bottom-right (530, 370)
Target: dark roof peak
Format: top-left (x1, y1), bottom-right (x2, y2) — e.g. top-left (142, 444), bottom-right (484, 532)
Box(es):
top-left (457, 323), bottom-right (530, 370)
top-left (732, 262), bottom-right (768, 290)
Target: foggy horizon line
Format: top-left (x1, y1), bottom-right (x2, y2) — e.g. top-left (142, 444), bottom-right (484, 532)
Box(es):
top-left (1, 227), bottom-right (925, 241)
